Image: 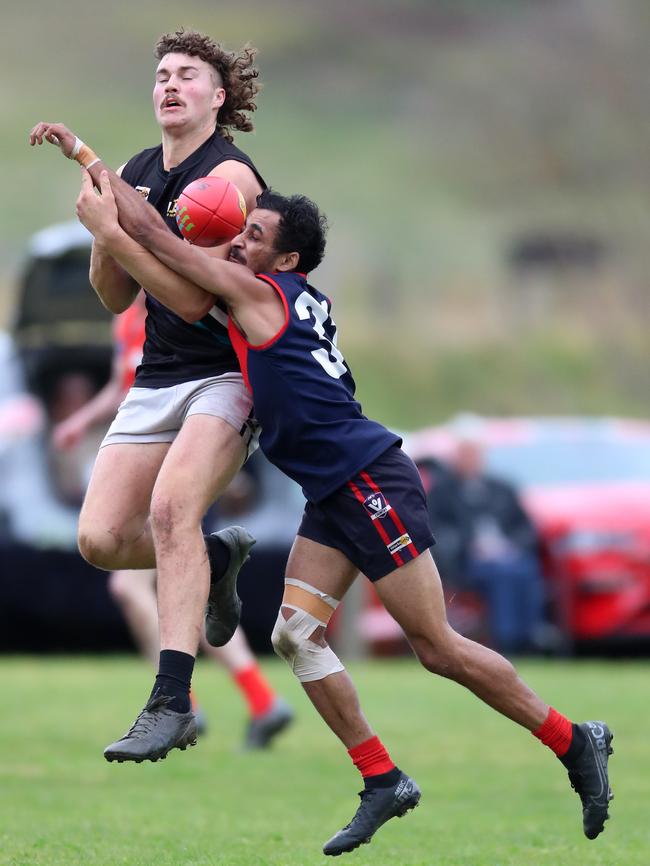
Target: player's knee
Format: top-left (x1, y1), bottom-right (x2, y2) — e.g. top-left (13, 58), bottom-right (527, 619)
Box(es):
top-left (271, 611), bottom-right (297, 661)
top-left (77, 524), bottom-right (121, 570)
top-left (271, 606), bottom-right (344, 682)
top-left (411, 628), bottom-right (463, 678)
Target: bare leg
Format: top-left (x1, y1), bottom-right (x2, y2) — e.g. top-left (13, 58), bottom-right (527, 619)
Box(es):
top-left (277, 541), bottom-right (611, 851)
top-left (108, 567), bottom-right (282, 730)
top-left (150, 414), bottom-right (245, 656)
top-left (279, 537), bottom-right (420, 857)
top-left (109, 566), bottom-right (255, 671)
top-left (200, 626), bottom-right (255, 673)
top-left (279, 538), bottom-right (547, 735)
top-left (78, 442), bottom-right (169, 570)
top-left (302, 671), bottom-right (376, 749)
top-left (205, 626), bottom-right (294, 749)
top-left (283, 537), bottom-right (375, 748)
top-left (374, 550), bottom-right (548, 730)
top-left (108, 569), bottom-right (159, 663)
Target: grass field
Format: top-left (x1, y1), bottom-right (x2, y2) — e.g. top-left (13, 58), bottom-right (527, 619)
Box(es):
top-left (0, 655), bottom-right (646, 866)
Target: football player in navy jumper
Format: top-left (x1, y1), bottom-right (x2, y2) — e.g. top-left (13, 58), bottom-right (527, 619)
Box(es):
top-left (48, 139), bottom-right (614, 855)
top-left (28, 29), bottom-right (296, 762)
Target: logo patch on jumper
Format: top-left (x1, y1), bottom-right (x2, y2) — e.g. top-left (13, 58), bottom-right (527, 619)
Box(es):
top-left (135, 185), bottom-right (151, 200)
top-left (167, 198), bottom-right (179, 218)
top-left (388, 533), bottom-right (412, 554)
top-left (363, 492), bottom-right (391, 520)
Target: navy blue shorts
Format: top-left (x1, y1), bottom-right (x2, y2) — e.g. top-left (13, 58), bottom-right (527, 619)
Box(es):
top-left (297, 444), bottom-right (435, 581)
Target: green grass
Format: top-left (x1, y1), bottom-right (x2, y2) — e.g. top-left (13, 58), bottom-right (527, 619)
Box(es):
top-left (0, 655), bottom-right (646, 865)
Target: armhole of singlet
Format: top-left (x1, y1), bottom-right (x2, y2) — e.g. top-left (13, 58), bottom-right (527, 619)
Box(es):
top-left (244, 274), bottom-right (291, 351)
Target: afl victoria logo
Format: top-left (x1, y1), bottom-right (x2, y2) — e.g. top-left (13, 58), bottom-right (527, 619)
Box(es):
top-left (363, 492), bottom-right (391, 520)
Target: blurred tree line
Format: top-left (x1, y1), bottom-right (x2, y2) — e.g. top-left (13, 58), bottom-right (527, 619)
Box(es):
top-left (2, 0), bottom-right (648, 425)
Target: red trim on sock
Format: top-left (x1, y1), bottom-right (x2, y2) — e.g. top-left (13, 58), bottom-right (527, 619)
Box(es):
top-left (233, 664), bottom-right (275, 717)
top-left (532, 707), bottom-right (573, 757)
top-left (348, 735), bottom-right (396, 778)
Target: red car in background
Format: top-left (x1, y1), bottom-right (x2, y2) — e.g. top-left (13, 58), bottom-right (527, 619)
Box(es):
top-left (404, 417), bottom-right (650, 649)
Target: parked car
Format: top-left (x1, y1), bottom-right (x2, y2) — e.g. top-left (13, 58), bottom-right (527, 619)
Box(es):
top-left (404, 417), bottom-right (650, 648)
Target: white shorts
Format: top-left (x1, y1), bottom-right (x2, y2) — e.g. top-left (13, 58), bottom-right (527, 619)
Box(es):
top-left (102, 372), bottom-right (258, 455)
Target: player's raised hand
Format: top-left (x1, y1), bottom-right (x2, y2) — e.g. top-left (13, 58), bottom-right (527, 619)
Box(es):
top-left (29, 122), bottom-right (77, 157)
top-left (76, 169), bottom-right (120, 242)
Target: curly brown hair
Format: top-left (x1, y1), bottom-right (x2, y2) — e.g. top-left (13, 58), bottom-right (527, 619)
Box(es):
top-left (154, 29), bottom-right (261, 142)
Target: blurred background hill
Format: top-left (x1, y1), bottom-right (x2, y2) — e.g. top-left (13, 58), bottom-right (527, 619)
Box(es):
top-left (2, 0), bottom-right (648, 426)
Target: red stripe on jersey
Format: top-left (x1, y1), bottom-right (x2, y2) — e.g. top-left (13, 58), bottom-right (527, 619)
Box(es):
top-left (227, 317), bottom-right (252, 392)
top-left (359, 470), bottom-right (419, 558)
top-left (347, 479), bottom-right (405, 568)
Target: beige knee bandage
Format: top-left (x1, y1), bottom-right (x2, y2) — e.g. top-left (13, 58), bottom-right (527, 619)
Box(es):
top-left (271, 579), bottom-right (345, 682)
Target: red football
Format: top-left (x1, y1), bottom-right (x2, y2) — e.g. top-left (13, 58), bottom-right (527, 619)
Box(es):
top-left (175, 176), bottom-right (247, 247)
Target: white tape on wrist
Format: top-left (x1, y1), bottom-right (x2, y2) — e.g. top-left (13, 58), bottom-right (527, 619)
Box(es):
top-left (70, 137), bottom-right (84, 159)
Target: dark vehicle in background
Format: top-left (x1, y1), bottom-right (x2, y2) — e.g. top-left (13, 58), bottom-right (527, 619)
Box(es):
top-left (14, 220), bottom-right (112, 407)
top-left (405, 417), bottom-right (650, 649)
top-left (1, 221), bottom-right (112, 549)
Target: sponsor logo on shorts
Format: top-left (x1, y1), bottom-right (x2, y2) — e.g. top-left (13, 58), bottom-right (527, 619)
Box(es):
top-left (363, 492), bottom-right (392, 520)
top-left (135, 186), bottom-right (151, 200)
top-left (388, 533), bottom-right (412, 554)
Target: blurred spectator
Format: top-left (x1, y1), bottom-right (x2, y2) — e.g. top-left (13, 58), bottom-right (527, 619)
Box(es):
top-left (427, 426), bottom-right (548, 655)
top-left (0, 330), bottom-right (80, 548)
top-left (46, 370), bottom-right (103, 505)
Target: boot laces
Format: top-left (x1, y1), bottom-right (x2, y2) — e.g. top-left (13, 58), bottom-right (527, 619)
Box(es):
top-left (123, 695), bottom-right (173, 740)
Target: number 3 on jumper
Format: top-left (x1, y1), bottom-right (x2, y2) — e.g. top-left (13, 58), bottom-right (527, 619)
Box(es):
top-left (295, 291), bottom-right (347, 379)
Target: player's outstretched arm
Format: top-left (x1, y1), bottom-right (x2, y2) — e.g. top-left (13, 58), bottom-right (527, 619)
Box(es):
top-left (30, 122), bottom-right (214, 321)
top-left (135, 208), bottom-right (285, 344)
top-left (28, 122), bottom-right (233, 297)
top-left (89, 166), bottom-right (142, 314)
top-left (134, 207), bottom-right (258, 306)
top-left (29, 122), bottom-right (143, 313)
top-left (29, 122), bottom-right (169, 242)
top-left (82, 171), bottom-right (284, 345)
top-left (76, 170), bottom-right (214, 322)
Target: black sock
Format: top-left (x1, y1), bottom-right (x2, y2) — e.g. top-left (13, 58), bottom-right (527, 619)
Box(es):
top-left (364, 766), bottom-right (402, 789)
top-left (205, 534), bottom-right (230, 582)
top-left (559, 723), bottom-right (587, 768)
top-left (150, 649), bottom-right (195, 713)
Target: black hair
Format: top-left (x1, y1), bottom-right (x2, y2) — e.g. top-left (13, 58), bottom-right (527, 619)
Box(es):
top-left (256, 189), bottom-right (327, 274)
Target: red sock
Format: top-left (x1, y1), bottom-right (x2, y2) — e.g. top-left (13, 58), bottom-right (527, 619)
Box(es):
top-left (532, 707), bottom-right (574, 757)
top-left (348, 735), bottom-right (396, 779)
top-left (233, 664), bottom-right (275, 718)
